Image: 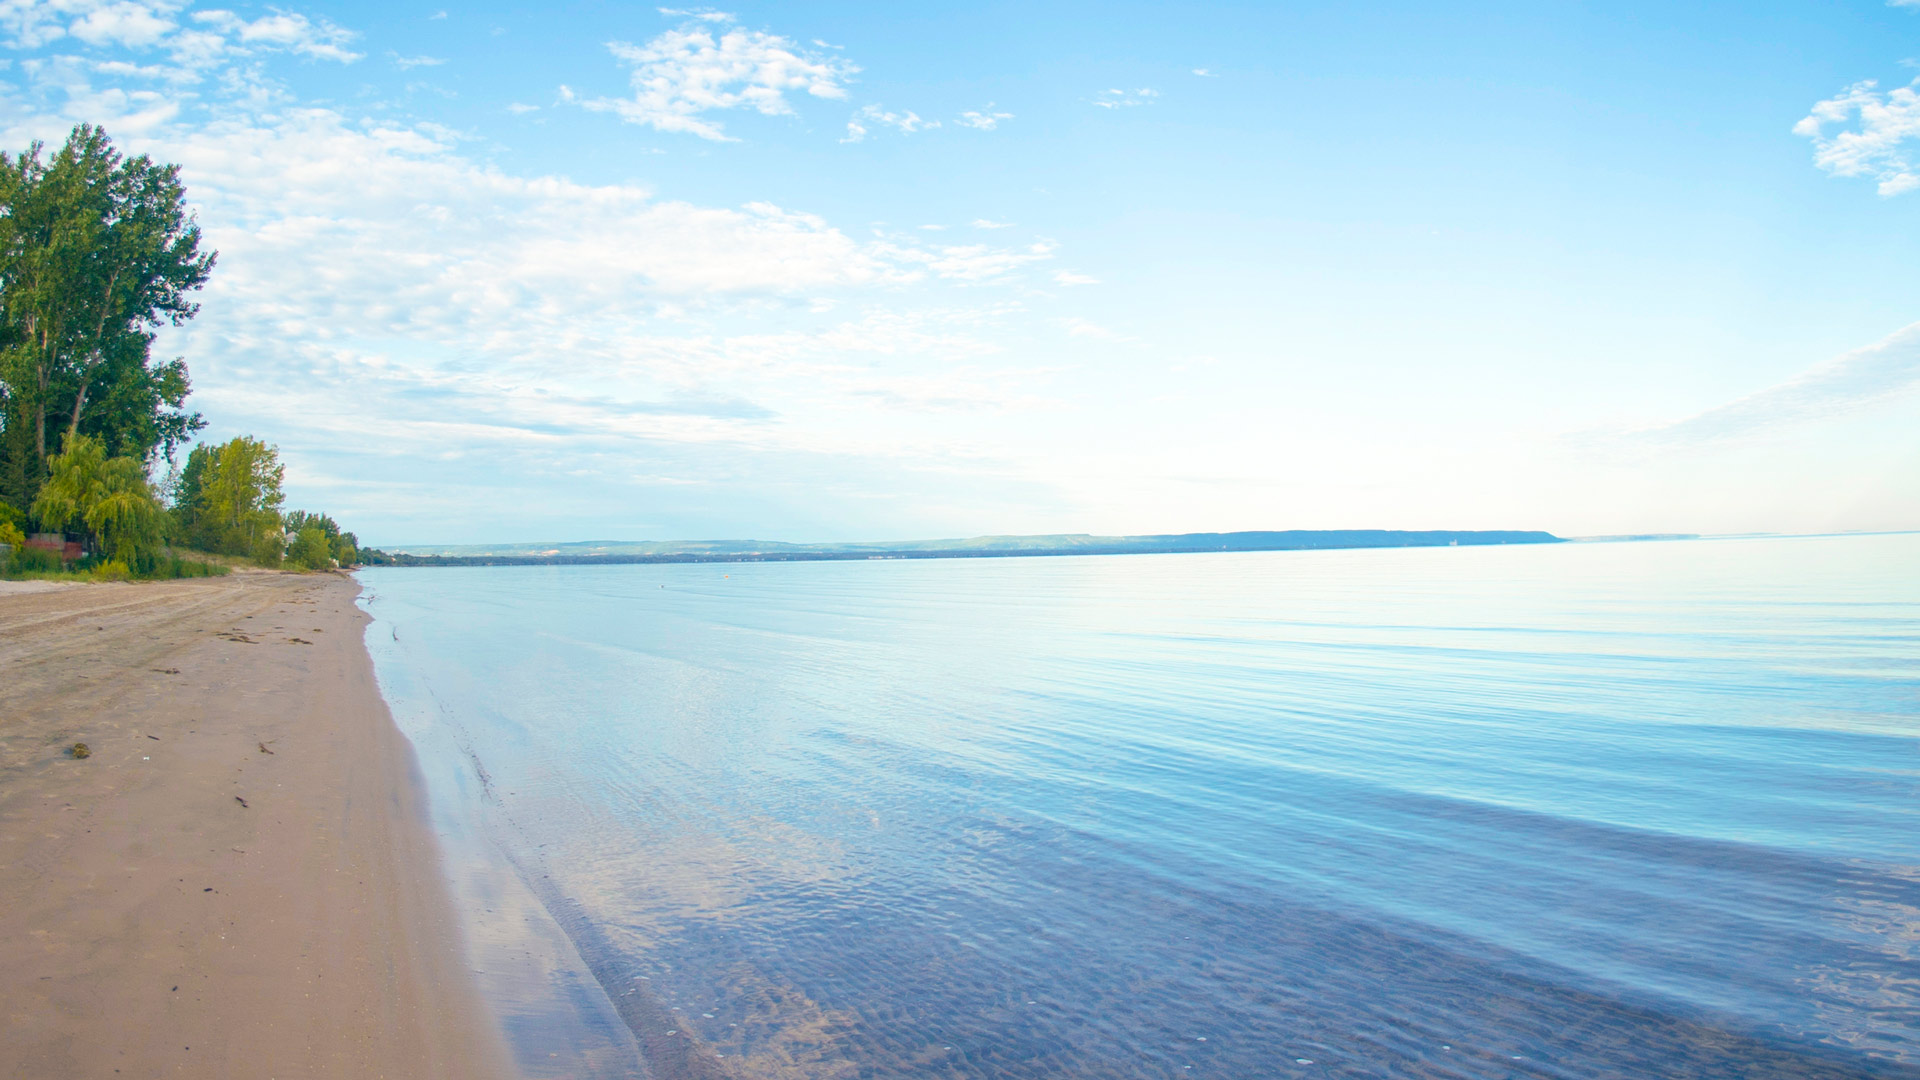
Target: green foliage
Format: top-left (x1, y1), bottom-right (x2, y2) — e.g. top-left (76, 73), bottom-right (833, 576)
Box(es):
top-left (169, 441), bottom-right (208, 542)
top-left (283, 509), bottom-right (337, 538)
top-left (31, 433), bottom-right (165, 568)
top-left (6, 542), bottom-right (59, 573)
top-left (251, 530), bottom-right (284, 569)
top-left (286, 525), bottom-right (329, 569)
top-left (282, 509), bottom-right (357, 569)
top-left (0, 545), bottom-right (228, 581)
top-left (0, 517), bottom-right (21, 573)
top-left (0, 124), bottom-right (213, 510)
top-left (172, 435), bottom-right (283, 556)
top-left (90, 559), bottom-right (131, 581)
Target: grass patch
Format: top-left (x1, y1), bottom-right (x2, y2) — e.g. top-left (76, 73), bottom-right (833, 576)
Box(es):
top-left (1, 546), bottom-right (231, 582)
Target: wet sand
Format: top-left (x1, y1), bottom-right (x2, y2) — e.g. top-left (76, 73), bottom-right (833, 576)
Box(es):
top-left (0, 572), bottom-right (512, 1078)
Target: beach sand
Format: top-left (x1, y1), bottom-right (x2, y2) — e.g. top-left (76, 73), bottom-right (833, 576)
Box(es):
top-left (0, 571), bottom-right (512, 1078)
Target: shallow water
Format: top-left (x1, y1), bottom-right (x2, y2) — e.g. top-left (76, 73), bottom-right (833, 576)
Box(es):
top-left (359, 534), bottom-right (1920, 1079)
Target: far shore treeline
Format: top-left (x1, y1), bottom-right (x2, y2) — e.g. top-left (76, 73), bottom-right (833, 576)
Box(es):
top-left (0, 125), bottom-right (364, 580)
top-left (365, 530), bottom-right (1567, 568)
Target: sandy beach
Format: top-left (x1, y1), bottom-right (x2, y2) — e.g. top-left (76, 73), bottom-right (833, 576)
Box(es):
top-left (0, 571), bottom-right (511, 1079)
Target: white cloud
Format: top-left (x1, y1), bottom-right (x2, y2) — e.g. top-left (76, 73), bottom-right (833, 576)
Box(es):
top-left (1630, 322), bottom-right (1920, 442)
top-left (971, 218), bottom-right (1011, 229)
top-left (578, 17), bottom-right (856, 141)
top-left (192, 9), bottom-right (361, 63)
top-left (657, 7), bottom-right (733, 22)
top-left (1092, 87), bottom-right (1158, 109)
top-left (0, 2), bottom-right (1101, 538)
top-left (1192, 68), bottom-right (1215, 77)
top-left (880, 239), bottom-right (1055, 282)
top-left (0, 0), bottom-right (362, 76)
top-left (70, 1), bottom-right (179, 48)
top-left (1052, 270), bottom-right (1099, 286)
top-left (1795, 78), bottom-right (1920, 195)
top-left (841, 102), bottom-right (934, 143)
top-left (1062, 317), bottom-right (1128, 341)
top-left (506, 102), bottom-right (539, 114)
top-left (957, 103), bottom-right (1011, 130)
top-left (392, 52), bottom-right (444, 70)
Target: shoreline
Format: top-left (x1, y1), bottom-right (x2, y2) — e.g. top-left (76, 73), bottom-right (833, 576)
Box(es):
top-left (0, 572), bottom-right (513, 1078)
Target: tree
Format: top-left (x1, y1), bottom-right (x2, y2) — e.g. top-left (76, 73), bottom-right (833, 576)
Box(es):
top-left (31, 433), bottom-right (164, 568)
top-left (287, 525), bottom-right (333, 570)
top-left (0, 124), bottom-right (214, 506)
top-left (173, 435), bottom-right (283, 556)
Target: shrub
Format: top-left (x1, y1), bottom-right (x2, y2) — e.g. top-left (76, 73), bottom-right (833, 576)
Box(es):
top-left (251, 531), bottom-right (284, 568)
top-left (8, 544), bottom-right (62, 574)
top-left (287, 525), bottom-right (334, 570)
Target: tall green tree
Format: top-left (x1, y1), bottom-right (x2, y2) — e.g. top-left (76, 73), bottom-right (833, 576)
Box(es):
top-left (173, 435), bottom-right (284, 557)
top-left (0, 124), bottom-right (214, 508)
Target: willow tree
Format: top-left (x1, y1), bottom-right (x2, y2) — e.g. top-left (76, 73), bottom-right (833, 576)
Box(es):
top-left (32, 433), bottom-right (164, 567)
top-left (0, 125), bottom-right (214, 509)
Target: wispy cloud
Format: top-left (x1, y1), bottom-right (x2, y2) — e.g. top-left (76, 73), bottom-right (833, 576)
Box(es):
top-left (576, 14), bottom-right (856, 141)
top-left (0, 0), bottom-right (364, 72)
top-left (1092, 88), bottom-right (1158, 109)
top-left (877, 239), bottom-right (1056, 282)
top-left (842, 103), bottom-right (935, 143)
top-left (192, 8), bottom-right (361, 63)
top-left (392, 52), bottom-right (445, 70)
top-left (507, 102), bottom-right (539, 114)
top-left (1192, 68), bottom-right (1215, 77)
top-left (971, 218), bottom-right (1011, 229)
top-left (1052, 270), bottom-right (1098, 286)
top-left (1625, 322), bottom-right (1920, 442)
top-left (68, 2), bottom-right (177, 48)
top-left (657, 7), bottom-right (734, 22)
top-left (957, 104), bottom-right (1011, 130)
top-left (1062, 317), bottom-right (1129, 341)
top-left (0, 0), bottom-right (1094, 537)
top-left (1795, 78), bottom-right (1920, 195)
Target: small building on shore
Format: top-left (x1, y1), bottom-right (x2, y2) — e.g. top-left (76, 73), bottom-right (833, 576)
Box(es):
top-left (26, 534), bottom-right (85, 562)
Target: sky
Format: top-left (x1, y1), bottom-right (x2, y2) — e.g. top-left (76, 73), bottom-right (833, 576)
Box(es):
top-left (2, 0), bottom-right (1918, 545)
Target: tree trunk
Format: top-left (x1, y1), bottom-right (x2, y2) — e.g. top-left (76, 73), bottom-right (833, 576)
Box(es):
top-left (30, 321), bottom-right (48, 459)
top-left (65, 369), bottom-right (90, 444)
top-left (66, 269), bottom-right (118, 444)
top-left (33, 371), bottom-right (46, 458)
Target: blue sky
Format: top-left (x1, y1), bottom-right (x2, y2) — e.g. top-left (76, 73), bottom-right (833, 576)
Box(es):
top-left (3, 0), bottom-right (1917, 544)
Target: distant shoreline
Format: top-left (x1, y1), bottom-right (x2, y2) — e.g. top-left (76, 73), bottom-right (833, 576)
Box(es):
top-left (366, 529), bottom-right (1565, 568)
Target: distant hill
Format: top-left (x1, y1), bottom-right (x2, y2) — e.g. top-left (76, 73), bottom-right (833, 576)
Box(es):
top-left (364, 529), bottom-right (1563, 567)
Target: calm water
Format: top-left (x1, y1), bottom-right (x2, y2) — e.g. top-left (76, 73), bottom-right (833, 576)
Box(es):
top-left (359, 534), bottom-right (1920, 1080)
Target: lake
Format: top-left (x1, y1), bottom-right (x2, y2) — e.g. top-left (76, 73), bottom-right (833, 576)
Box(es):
top-left (358, 533), bottom-right (1920, 1079)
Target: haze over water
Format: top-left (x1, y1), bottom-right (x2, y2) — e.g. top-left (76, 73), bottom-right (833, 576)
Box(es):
top-left (361, 533), bottom-right (1920, 1079)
